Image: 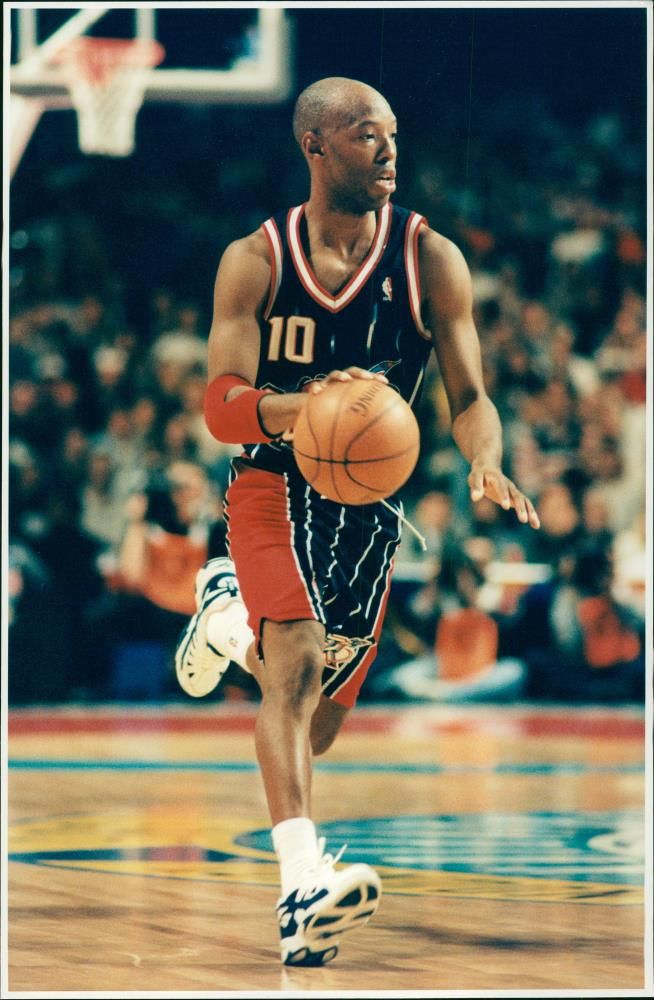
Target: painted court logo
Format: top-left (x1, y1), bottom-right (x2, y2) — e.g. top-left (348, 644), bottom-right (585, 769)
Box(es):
top-left (8, 809), bottom-right (643, 904)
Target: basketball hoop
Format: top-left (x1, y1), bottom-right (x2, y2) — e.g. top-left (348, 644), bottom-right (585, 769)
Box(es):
top-left (54, 37), bottom-right (165, 157)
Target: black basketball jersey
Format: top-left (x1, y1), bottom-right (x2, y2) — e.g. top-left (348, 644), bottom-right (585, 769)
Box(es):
top-left (244, 201), bottom-right (432, 473)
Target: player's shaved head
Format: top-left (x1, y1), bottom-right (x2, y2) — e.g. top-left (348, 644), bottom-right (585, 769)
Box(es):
top-left (292, 77), bottom-right (392, 144)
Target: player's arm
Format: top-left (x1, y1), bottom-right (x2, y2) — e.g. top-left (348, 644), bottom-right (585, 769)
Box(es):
top-left (205, 231), bottom-right (390, 442)
top-left (204, 231), bottom-right (306, 441)
top-left (418, 227), bottom-right (539, 529)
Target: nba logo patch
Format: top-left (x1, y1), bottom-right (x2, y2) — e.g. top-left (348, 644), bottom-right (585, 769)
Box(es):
top-left (381, 276), bottom-right (393, 302)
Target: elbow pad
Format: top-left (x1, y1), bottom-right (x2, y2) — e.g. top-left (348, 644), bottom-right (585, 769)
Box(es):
top-left (204, 374), bottom-right (277, 444)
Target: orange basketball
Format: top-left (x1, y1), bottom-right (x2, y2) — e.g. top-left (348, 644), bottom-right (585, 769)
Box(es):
top-left (292, 379), bottom-right (420, 505)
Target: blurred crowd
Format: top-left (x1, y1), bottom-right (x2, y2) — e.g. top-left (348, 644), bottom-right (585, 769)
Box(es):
top-left (8, 98), bottom-right (646, 705)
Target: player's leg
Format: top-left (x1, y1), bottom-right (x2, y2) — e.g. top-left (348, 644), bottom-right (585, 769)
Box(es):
top-left (310, 695), bottom-right (349, 756)
top-left (257, 620), bottom-right (380, 968)
top-left (175, 555), bottom-right (253, 697)
top-left (175, 556), bottom-right (348, 754)
top-left (224, 467), bottom-right (381, 966)
top-left (256, 618), bottom-right (326, 823)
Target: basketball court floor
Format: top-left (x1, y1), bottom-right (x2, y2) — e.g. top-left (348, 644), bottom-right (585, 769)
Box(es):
top-left (5, 700), bottom-right (649, 994)
top-left (6, 6), bottom-right (650, 996)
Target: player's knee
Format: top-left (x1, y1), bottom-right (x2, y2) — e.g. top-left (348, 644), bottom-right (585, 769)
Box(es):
top-left (263, 626), bottom-right (324, 714)
top-left (286, 652), bottom-right (322, 712)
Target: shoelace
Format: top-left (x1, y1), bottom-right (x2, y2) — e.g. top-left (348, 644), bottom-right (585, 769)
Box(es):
top-left (293, 839), bottom-right (348, 903)
top-left (316, 837), bottom-right (346, 869)
top-left (379, 498), bottom-right (427, 551)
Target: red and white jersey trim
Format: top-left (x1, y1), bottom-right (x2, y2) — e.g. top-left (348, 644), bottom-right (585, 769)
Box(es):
top-left (261, 217), bottom-right (283, 320)
top-left (404, 211), bottom-right (431, 340)
top-left (287, 202), bottom-right (392, 313)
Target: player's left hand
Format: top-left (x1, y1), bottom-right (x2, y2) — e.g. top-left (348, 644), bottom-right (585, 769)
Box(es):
top-left (283, 369), bottom-right (389, 440)
top-left (310, 367), bottom-right (389, 394)
top-left (468, 462), bottom-right (540, 529)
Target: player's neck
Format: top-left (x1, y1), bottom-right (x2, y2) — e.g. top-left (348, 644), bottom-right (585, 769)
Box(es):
top-left (304, 196), bottom-right (377, 256)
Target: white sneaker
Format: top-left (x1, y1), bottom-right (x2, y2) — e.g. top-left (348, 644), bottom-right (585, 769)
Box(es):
top-left (276, 840), bottom-right (381, 967)
top-left (175, 557), bottom-right (248, 698)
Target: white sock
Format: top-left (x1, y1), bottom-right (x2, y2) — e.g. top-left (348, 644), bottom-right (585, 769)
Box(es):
top-left (206, 607), bottom-right (254, 674)
top-left (272, 817), bottom-right (320, 897)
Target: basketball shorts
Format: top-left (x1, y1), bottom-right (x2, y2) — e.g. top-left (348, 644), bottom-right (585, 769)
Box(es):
top-left (224, 460), bottom-right (403, 708)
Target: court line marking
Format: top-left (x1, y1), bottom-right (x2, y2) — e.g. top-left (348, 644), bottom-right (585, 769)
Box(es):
top-left (7, 759), bottom-right (644, 774)
top-left (7, 708), bottom-right (646, 741)
top-left (6, 855), bottom-right (642, 904)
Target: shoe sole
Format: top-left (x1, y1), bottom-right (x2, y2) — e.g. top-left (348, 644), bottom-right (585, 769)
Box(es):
top-left (175, 609), bottom-right (229, 698)
top-left (283, 943), bottom-right (339, 967)
top-left (282, 872), bottom-right (381, 967)
top-left (175, 561), bottom-right (243, 698)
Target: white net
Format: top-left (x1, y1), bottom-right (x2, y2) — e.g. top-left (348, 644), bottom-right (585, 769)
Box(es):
top-left (57, 38), bottom-right (164, 157)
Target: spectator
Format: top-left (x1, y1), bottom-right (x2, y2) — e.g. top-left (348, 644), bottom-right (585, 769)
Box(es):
top-left (80, 448), bottom-right (127, 551)
top-left (8, 541), bottom-right (71, 704)
top-left (118, 461), bottom-right (216, 617)
top-left (89, 461), bottom-right (223, 698)
top-left (547, 321), bottom-right (600, 398)
top-left (91, 406), bottom-right (145, 499)
top-left (179, 371), bottom-right (241, 485)
top-left (375, 551), bottom-right (526, 703)
top-left (397, 487), bottom-right (457, 569)
top-left (526, 483), bottom-right (585, 565)
top-left (510, 546), bottom-right (644, 702)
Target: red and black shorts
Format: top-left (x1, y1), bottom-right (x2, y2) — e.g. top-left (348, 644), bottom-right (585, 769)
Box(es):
top-left (224, 459), bottom-right (402, 708)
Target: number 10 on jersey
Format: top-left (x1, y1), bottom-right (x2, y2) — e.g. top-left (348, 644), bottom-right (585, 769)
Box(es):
top-left (267, 316), bottom-right (316, 364)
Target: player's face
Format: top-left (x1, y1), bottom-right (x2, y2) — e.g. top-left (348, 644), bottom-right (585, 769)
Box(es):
top-left (322, 105), bottom-right (397, 214)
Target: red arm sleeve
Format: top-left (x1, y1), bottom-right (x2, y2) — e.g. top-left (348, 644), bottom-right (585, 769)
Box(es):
top-left (204, 374), bottom-right (278, 444)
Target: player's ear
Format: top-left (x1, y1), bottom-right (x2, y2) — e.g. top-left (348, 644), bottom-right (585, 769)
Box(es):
top-left (303, 130), bottom-right (324, 159)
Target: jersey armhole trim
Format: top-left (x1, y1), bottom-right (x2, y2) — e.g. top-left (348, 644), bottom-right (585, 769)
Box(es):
top-left (261, 218), bottom-right (283, 321)
top-left (405, 213), bottom-right (431, 341)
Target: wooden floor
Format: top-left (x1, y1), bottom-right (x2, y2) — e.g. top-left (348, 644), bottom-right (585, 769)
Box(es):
top-left (5, 701), bottom-right (650, 995)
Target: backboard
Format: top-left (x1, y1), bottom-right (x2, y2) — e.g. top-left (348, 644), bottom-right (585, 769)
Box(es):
top-left (9, 6), bottom-right (293, 173)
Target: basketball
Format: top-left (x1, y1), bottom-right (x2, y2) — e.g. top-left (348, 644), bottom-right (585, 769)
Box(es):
top-left (292, 379), bottom-right (420, 505)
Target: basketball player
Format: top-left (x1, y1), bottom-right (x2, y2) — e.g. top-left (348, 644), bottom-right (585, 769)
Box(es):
top-left (175, 77), bottom-right (540, 966)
